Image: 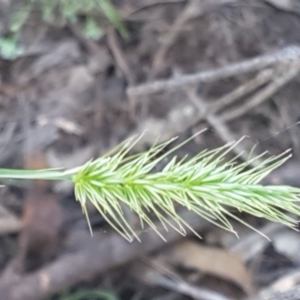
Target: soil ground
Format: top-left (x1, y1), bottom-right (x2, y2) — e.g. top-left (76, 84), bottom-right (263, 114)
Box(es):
top-left (1, 1), bottom-right (300, 299)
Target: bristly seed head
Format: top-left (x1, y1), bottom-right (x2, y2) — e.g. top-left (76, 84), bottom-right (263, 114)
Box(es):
top-left (72, 134), bottom-right (300, 242)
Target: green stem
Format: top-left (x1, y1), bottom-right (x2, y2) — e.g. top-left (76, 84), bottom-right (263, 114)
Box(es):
top-left (0, 168), bottom-right (74, 181)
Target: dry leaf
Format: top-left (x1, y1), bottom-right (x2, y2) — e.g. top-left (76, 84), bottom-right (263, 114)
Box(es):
top-left (158, 240), bottom-right (253, 294)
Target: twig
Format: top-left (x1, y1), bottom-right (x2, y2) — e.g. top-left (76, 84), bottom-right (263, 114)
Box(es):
top-left (121, 70), bottom-right (272, 148)
top-left (267, 286), bottom-right (300, 300)
top-left (0, 205), bottom-right (22, 235)
top-left (18, 95), bottom-right (31, 156)
top-left (106, 26), bottom-right (137, 118)
top-left (127, 45), bottom-right (300, 96)
top-left (149, 0), bottom-right (203, 78)
top-left (125, 0), bottom-right (186, 17)
top-left (132, 259), bottom-right (231, 300)
top-left (107, 27), bottom-right (135, 86)
top-left (185, 88), bottom-right (256, 164)
top-left (230, 222), bottom-right (283, 262)
top-left (265, 0), bottom-right (300, 14)
top-left (221, 63), bottom-right (300, 121)
top-left (129, 66), bottom-right (288, 153)
top-left (37, 115), bottom-right (83, 135)
top-left (206, 69), bottom-right (273, 115)
top-left (149, 0), bottom-right (237, 78)
top-left (258, 269), bottom-right (300, 300)
top-left (0, 121), bottom-right (17, 165)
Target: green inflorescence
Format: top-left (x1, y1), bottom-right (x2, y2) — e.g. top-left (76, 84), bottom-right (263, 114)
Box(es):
top-left (1, 133), bottom-right (300, 242)
top-left (72, 134), bottom-right (300, 241)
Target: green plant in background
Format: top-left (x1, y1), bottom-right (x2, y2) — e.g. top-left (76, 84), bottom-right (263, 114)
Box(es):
top-left (0, 0), bottom-right (127, 59)
top-left (30, 0), bottom-right (127, 37)
top-left (59, 288), bottom-right (119, 300)
top-left (0, 34), bottom-right (23, 59)
top-left (0, 132), bottom-right (300, 242)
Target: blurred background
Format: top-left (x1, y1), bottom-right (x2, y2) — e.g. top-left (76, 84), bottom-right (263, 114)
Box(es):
top-left (1, 0), bottom-right (300, 299)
